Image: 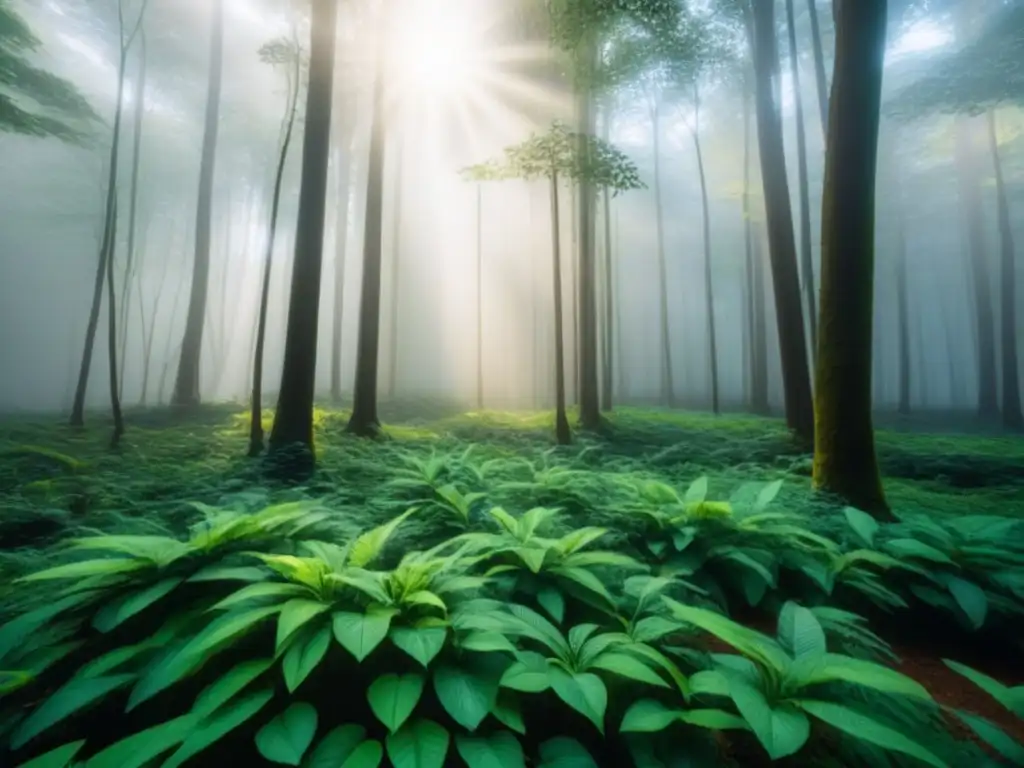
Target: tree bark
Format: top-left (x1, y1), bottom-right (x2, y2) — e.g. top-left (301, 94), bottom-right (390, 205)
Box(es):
top-left (749, 0), bottom-right (814, 441)
top-left (806, 0), bottom-right (830, 134)
top-left (330, 140), bottom-right (356, 402)
top-left (651, 102), bottom-right (675, 406)
top-left (986, 109), bottom-right (1022, 430)
top-left (550, 172), bottom-right (571, 445)
top-left (346, 4), bottom-right (389, 437)
top-left (812, 0), bottom-right (891, 520)
top-left (172, 0), bottom-right (224, 408)
top-left (268, 0), bottom-right (339, 462)
top-left (106, 196), bottom-right (124, 448)
top-left (386, 134), bottom-right (405, 401)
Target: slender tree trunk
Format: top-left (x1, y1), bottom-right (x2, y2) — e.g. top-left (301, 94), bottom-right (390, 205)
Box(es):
top-left (172, 0), bottom-right (224, 408)
top-left (786, 0), bottom-right (818, 358)
top-left (986, 109), bottom-right (1022, 430)
top-left (106, 197), bottom-right (124, 447)
top-left (268, 0), bottom-right (339, 461)
top-left (138, 239), bottom-right (168, 407)
top-left (749, 0), bottom-right (814, 441)
top-left (250, 34), bottom-right (300, 456)
top-left (330, 141), bottom-right (354, 402)
top-left (386, 135), bottom-right (405, 401)
top-left (601, 181), bottom-right (614, 411)
top-left (651, 103), bottom-right (674, 406)
top-left (889, 142), bottom-right (911, 416)
top-left (614, 205), bottom-right (626, 400)
top-left (70, 46), bottom-right (130, 427)
top-left (742, 69), bottom-right (765, 413)
top-left (550, 172), bottom-right (571, 445)
top-left (475, 183), bottom-right (485, 409)
top-left (689, 85), bottom-right (719, 415)
top-left (812, 0), bottom-right (891, 520)
top-left (752, 225), bottom-right (770, 413)
top-left (346, 4), bottom-right (389, 437)
top-left (806, 0), bottom-right (830, 134)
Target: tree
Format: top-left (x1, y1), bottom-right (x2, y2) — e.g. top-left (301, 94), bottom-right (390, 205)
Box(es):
top-left (269, 0), bottom-right (340, 466)
top-left (0, 0), bottom-right (98, 142)
top-left (171, 0), bottom-right (225, 408)
top-left (465, 121), bottom-right (644, 445)
top-left (748, 0), bottom-right (814, 442)
top-left (69, 0), bottom-right (149, 428)
top-left (249, 32), bottom-right (303, 457)
top-left (812, 0), bottom-right (892, 520)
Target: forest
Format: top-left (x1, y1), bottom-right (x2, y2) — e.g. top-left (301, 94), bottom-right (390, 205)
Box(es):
top-left (0, 0), bottom-right (1022, 765)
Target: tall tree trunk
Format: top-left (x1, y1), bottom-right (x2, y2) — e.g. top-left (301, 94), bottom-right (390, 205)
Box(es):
top-left (889, 142), bottom-right (911, 416)
top-left (742, 69), bottom-right (766, 413)
top-left (69, 45), bottom-right (130, 428)
top-left (138, 233), bottom-right (168, 407)
top-left (386, 135), bottom-right (405, 401)
top-left (651, 103), bottom-right (674, 406)
top-left (268, 0), bottom-right (339, 462)
top-left (550, 172), bottom-right (571, 445)
top-left (475, 183), bottom-right (485, 409)
top-left (106, 197), bottom-right (124, 448)
top-left (614, 205), bottom-right (626, 400)
top-left (689, 84), bottom-right (719, 415)
top-left (172, 0), bottom-right (224, 407)
top-left (330, 142), bottom-right (354, 402)
top-left (346, 4), bottom-right (389, 437)
top-left (250, 32), bottom-right (300, 456)
top-left (812, 0), bottom-right (891, 520)
top-left (785, 0), bottom-right (818, 358)
top-left (806, 0), bottom-right (830, 134)
top-left (600, 181), bottom-right (614, 412)
top-left (749, 0), bottom-right (814, 441)
top-left (752, 224), bottom-right (770, 413)
top-left (987, 109), bottom-right (1022, 430)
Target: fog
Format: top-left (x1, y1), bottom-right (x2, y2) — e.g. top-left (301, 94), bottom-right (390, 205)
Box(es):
top-left (1, 0), bottom-right (1021, 422)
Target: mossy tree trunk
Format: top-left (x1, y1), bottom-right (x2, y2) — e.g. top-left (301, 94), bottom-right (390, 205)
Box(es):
top-left (172, 0), bottom-right (224, 408)
top-left (749, 0), bottom-right (814, 442)
top-left (268, 0), bottom-right (339, 461)
top-left (986, 109), bottom-right (1022, 431)
top-left (811, 0), bottom-right (892, 521)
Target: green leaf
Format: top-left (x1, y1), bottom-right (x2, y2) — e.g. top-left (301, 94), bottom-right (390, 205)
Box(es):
top-left (776, 602), bottom-right (826, 661)
top-left (193, 659), bottom-right (273, 717)
top-left (454, 731), bottom-right (525, 768)
top-left (587, 652), bottom-right (667, 688)
top-left (843, 507), bottom-right (879, 548)
top-left (491, 694), bottom-right (525, 734)
top-left (433, 664), bottom-right (498, 730)
top-left (459, 631), bottom-right (517, 655)
top-left (340, 740), bottom-right (384, 768)
top-left (946, 576), bottom-right (988, 630)
top-left (84, 715), bottom-right (197, 768)
top-left (12, 740), bottom-right (85, 768)
top-left (302, 724), bottom-right (367, 768)
top-left (795, 699), bottom-right (948, 767)
top-left (368, 673), bottom-right (425, 733)
top-left (753, 479), bottom-right (782, 511)
top-left (277, 599), bottom-right (331, 651)
top-left (884, 539), bottom-right (956, 565)
top-left (808, 654), bottom-right (932, 700)
top-left (950, 710), bottom-right (1024, 764)
top-left (619, 699), bottom-right (683, 733)
top-left (92, 577), bottom-right (183, 633)
top-left (0, 593), bottom-right (97, 664)
top-left (283, 626), bottom-right (332, 693)
top-left (255, 702), bottom-right (319, 765)
top-left (333, 607), bottom-right (397, 662)
top-left (20, 558), bottom-right (147, 583)
top-left (549, 668), bottom-right (607, 733)
top-left (499, 652), bottom-right (551, 693)
top-left (11, 674), bottom-right (135, 749)
top-left (943, 660), bottom-right (1024, 717)
top-left (678, 708), bottom-right (751, 731)
top-left (683, 476), bottom-right (708, 504)
top-left (390, 626), bottom-right (447, 667)
top-left (349, 508), bottom-right (417, 568)
top-left (385, 718), bottom-right (450, 768)
top-left (537, 737), bottom-right (598, 768)
top-left (536, 587), bottom-right (565, 624)
top-left (729, 680), bottom-right (809, 759)
top-left (162, 689), bottom-right (273, 768)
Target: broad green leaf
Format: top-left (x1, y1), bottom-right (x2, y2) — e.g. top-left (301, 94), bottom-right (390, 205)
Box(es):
top-left (549, 668), bottom-right (607, 733)
top-left (340, 740), bottom-right (384, 768)
top-left (499, 652), bottom-right (551, 693)
top-left (946, 577), bottom-right (988, 630)
top-left (162, 689), bottom-right (273, 768)
top-left (950, 710), bottom-right (1024, 763)
top-left (212, 582), bottom-right (307, 611)
top-left (277, 599), bottom-right (331, 651)
top-left (454, 731), bottom-right (526, 768)
top-left (808, 655), bottom-right (932, 700)
top-left (536, 587), bottom-right (565, 624)
top-left (777, 602), bottom-right (826, 661)
top-left (795, 699), bottom-right (948, 768)
top-left (459, 630), bottom-right (517, 655)
top-left (678, 708), bottom-right (750, 730)
top-left (349, 509), bottom-right (417, 568)
top-left (390, 626), bottom-right (447, 667)
top-left (385, 719), bottom-right (450, 768)
top-left (12, 740), bottom-right (85, 768)
top-left (433, 664), bottom-right (498, 730)
top-left (491, 694), bottom-right (525, 734)
top-left (84, 715), bottom-right (198, 768)
top-left (843, 507), bottom-right (879, 548)
top-left (255, 702), bottom-right (318, 766)
top-left (537, 737), bottom-right (598, 768)
top-left (683, 477), bottom-right (708, 504)
top-left (302, 724), bottom-right (367, 768)
top-left (884, 539), bottom-right (956, 565)
top-left (19, 558), bottom-right (147, 583)
top-left (11, 674), bottom-right (135, 749)
top-left (619, 699), bottom-right (682, 733)
top-left (333, 608), bottom-right (397, 662)
top-left (92, 578), bottom-right (183, 633)
top-left (943, 660), bottom-right (1024, 717)
top-left (283, 626), bottom-right (332, 693)
top-left (729, 680), bottom-right (809, 759)
top-left (0, 593), bottom-right (96, 665)
top-left (587, 652), bottom-right (667, 688)
top-left (128, 605), bottom-right (280, 710)
top-left (368, 673), bottom-right (425, 733)
top-left (193, 659), bottom-right (273, 717)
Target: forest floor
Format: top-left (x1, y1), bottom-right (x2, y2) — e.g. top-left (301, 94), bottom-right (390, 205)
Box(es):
top-left (0, 402), bottom-right (1022, 765)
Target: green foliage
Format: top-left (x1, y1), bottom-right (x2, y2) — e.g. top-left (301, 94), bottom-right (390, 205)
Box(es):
top-left (0, 0), bottom-right (99, 143)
